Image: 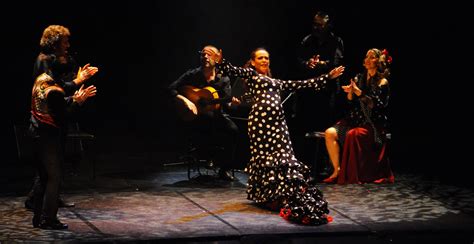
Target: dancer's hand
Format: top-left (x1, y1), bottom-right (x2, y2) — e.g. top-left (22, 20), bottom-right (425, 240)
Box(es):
top-left (213, 49), bottom-right (223, 64)
top-left (231, 96), bottom-right (241, 106)
top-left (328, 66), bottom-right (345, 79)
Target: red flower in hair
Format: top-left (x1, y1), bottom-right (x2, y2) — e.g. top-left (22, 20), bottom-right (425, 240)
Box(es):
top-left (382, 49), bottom-right (393, 64)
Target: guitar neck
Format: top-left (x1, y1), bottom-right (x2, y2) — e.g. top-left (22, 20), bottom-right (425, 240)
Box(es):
top-left (205, 95), bottom-right (253, 105)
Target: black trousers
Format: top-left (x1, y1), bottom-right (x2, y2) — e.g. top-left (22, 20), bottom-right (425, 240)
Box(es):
top-left (186, 112), bottom-right (239, 170)
top-left (32, 124), bottom-right (65, 220)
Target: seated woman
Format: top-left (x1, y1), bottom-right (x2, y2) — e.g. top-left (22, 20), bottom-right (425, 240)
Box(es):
top-left (323, 48), bottom-right (394, 184)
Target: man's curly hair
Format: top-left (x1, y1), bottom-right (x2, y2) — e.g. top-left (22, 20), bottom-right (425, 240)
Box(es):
top-left (39, 25), bottom-right (70, 53)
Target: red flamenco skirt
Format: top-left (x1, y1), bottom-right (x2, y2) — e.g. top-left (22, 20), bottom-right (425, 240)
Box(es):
top-left (337, 126), bottom-right (394, 184)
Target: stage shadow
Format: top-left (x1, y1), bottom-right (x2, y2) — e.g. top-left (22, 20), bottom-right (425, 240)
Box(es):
top-left (164, 174), bottom-right (247, 188)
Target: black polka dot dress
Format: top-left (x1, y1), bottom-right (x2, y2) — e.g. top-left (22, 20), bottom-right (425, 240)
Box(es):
top-left (218, 60), bottom-right (331, 225)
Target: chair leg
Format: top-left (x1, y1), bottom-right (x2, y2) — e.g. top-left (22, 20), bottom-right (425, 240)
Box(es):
top-left (91, 144), bottom-right (96, 180)
top-left (187, 161), bottom-right (191, 180)
top-left (314, 139), bottom-right (320, 177)
top-left (187, 156), bottom-right (199, 180)
top-left (13, 125), bottom-right (22, 162)
top-left (80, 139), bottom-right (96, 181)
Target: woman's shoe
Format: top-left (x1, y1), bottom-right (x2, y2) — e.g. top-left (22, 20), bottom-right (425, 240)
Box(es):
top-left (322, 176), bottom-right (337, 184)
top-left (263, 200), bottom-right (281, 211)
top-left (373, 176), bottom-right (395, 184)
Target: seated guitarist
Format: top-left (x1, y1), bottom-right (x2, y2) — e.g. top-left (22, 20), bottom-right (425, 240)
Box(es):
top-left (168, 45), bottom-right (241, 181)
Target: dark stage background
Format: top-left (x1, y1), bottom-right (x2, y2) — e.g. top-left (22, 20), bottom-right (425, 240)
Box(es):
top-left (2, 1), bottom-right (472, 187)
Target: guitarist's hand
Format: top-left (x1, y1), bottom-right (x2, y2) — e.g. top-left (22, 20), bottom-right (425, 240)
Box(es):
top-left (186, 100), bottom-right (198, 115)
top-left (177, 94), bottom-right (198, 115)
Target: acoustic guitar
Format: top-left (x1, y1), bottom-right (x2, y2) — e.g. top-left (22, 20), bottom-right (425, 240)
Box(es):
top-left (176, 85), bottom-right (252, 121)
